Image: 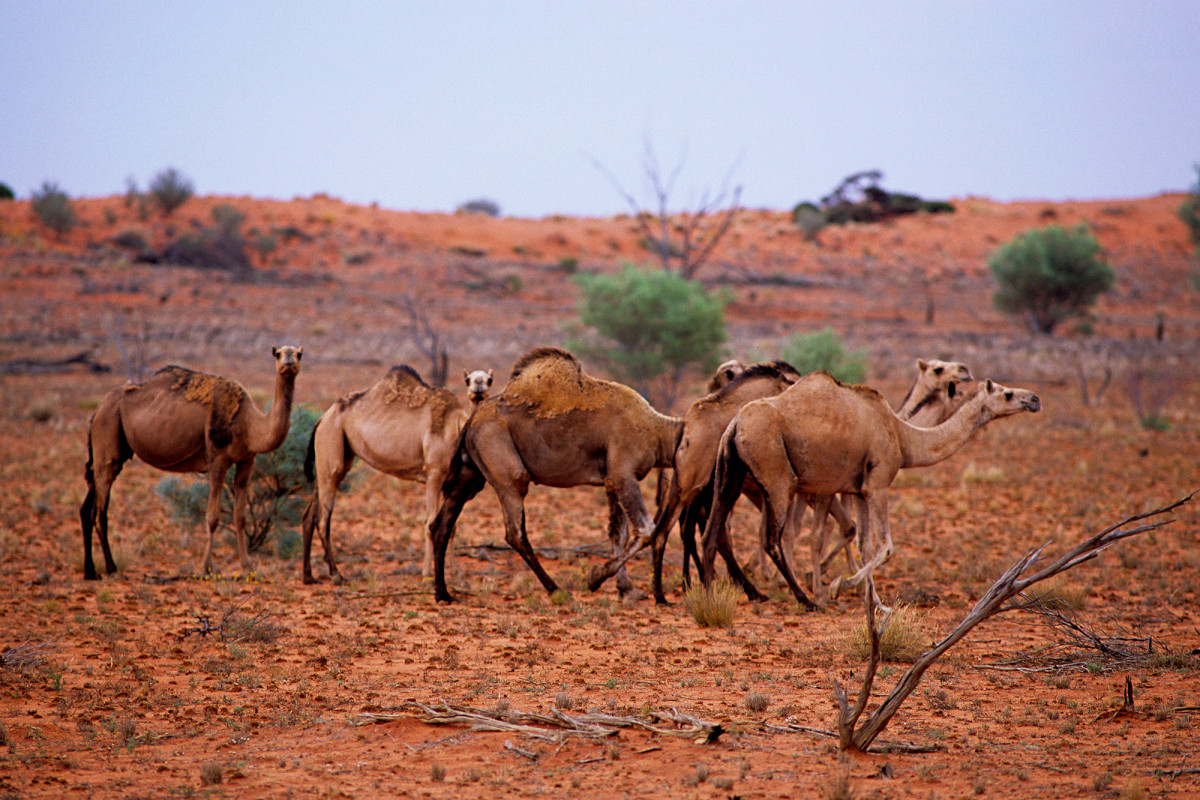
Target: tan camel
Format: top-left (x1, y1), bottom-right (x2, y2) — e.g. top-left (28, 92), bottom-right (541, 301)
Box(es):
top-left (80, 345), bottom-right (303, 579)
top-left (426, 347), bottom-right (682, 603)
top-left (791, 358), bottom-right (974, 585)
top-left (708, 360), bottom-right (746, 392)
top-left (300, 364), bottom-right (491, 584)
top-left (589, 357), bottom-right (972, 603)
top-left (464, 369), bottom-right (494, 405)
top-left (702, 372), bottom-right (1039, 608)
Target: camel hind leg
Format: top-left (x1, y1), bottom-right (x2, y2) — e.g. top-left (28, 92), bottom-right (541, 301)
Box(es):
top-left (301, 417), bottom-right (353, 584)
top-left (701, 425), bottom-right (767, 602)
top-left (81, 413), bottom-right (131, 580)
top-left (428, 451), bottom-right (487, 603)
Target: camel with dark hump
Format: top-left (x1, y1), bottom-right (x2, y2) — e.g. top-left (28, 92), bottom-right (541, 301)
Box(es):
top-left (80, 345), bottom-right (303, 579)
top-left (300, 364), bottom-right (491, 584)
top-left (588, 357), bottom-right (973, 603)
top-left (426, 347), bottom-right (682, 603)
top-left (703, 372), bottom-right (1039, 608)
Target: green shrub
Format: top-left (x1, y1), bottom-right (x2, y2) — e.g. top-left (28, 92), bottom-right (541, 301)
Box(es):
top-left (988, 223), bottom-right (1114, 334)
top-left (30, 181), bottom-right (76, 238)
top-left (0, 182), bottom-right (14, 200)
top-left (570, 264), bottom-right (727, 407)
top-left (791, 202), bottom-right (826, 240)
top-left (155, 406), bottom-right (320, 556)
top-left (781, 327), bottom-right (867, 383)
top-left (159, 204), bottom-right (251, 275)
top-left (149, 168), bottom-right (194, 216)
top-left (1178, 164), bottom-right (1200, 248)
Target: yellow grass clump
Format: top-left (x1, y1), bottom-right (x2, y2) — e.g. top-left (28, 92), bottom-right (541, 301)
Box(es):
top-left (682, 579), bottom-right (739, 628)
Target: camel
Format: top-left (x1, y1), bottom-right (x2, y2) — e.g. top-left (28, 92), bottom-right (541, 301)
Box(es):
top-left (464, 369), bottom-right (494, 405)
top-left (702, 372), bottom-right (1039, 609)
top-left (708, 360), bottom-right (746, 392)
top-left (426, 347), bottom-right (682, 603)
top-left (300, 364), bottom-right (491, 584)
top-left (80, 345), bottom-right (303, 579)
top-left (588, 358), bottom-right (972, 604)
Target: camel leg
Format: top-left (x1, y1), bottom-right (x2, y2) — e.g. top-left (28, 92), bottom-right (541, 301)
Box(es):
top-left (678, 495), bottom-right (708, 587)
top-left (200, 458), bottom-right (230, 576)
top-left (230, 459), bottom-right (254, 574)
top-left (760, 490), bottom-right (818, 611)
top-left (648, 478), bottom-right (684, 604)
top-left (845, 490), bottom-right (892, 589)
top-left (494, 483), bottom-right (561, 596)
top-left (82, 461), bottom-right (123, 580)
top-left (300, 490), bottom-right (324, 585)
top-left (423, 469), bottom-right (457, 582)
top-left (428, 460), bottom-right (487, 603)
top-left (701, 430), bottom-right (767, 602)
top-left (818, 495), bottom-right (859, 574)
top-left (807, 495), bottom-right (835, 604)
top-left (604, 491), bottom-right (639, 598)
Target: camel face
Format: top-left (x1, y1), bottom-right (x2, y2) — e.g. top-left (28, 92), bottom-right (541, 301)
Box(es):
top-left (272, 345), bottom-right (303, 377)
top-left (983, 379), bottom-right (1041, 416)
top-left (708, 360), bottom-right (747, 392)
top-left (464, 369), bottom-right (494, 403)
top-left (919, 358), bottom-right (972, 398)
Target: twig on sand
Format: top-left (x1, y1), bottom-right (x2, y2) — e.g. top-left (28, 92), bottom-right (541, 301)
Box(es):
top-left (350, 700), bottom-right (723, 744)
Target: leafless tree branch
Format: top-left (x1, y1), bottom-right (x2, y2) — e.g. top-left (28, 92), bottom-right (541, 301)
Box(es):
top-left (832, 493), bottom-right (1192, 752)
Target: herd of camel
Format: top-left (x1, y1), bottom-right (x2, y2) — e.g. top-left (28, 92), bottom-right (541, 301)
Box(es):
top-left (79, 343), bottom-right (1040, 610)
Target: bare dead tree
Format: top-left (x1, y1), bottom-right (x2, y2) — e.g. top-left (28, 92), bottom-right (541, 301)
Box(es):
top-left (588, 139), bottom-right (743, 279)
top-left (832, 494), bottom-right (1192, 753)
top-left (393, 293), bottom-right (449, 387)
top-left (105, 312), bottom-right (153, 382)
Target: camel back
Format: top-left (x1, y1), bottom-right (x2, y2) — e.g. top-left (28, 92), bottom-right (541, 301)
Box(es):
top-left (502, 346), bottom-right (650, 420)
top-left (378, 364), bottom-right (461, 433)
top-left (158, 365), bottom-right (247, 447)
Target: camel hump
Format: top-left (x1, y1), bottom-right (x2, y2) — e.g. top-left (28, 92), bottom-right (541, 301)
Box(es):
top-left (381, 364), bottom-right (439, 407)
top-left (162, 365), bottom-right (246, 448)
top-left (508, 346), bottom-right (581, 381)
top-left (795, 369), bottom-right (887, 405)
top-left (719, 361), bottom-right (801, 393)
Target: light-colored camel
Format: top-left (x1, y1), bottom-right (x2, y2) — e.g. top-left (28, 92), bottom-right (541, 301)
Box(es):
top-left (464, 369), bottom-right (494, 405)
top-left (300, 365), bottom-right (491, 584)
top-left (708, 360), bottom-right (746, 392)
top-left (702, 372), bottom-right (1039, 608)
top-left (791, 358), bottom-right (974, 585)
top-left (427, 347), bottom-right (682, 603)
top-left (590, 358), bottom-right (972, 603)
top-left (80, 345), bottom-right (303, 579)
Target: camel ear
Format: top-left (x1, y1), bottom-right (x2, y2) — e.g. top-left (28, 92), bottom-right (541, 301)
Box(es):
top-left (917, 358), bottom-right (928, 371)
top-left (296, 348), bottom-right (303, 359)
top-left (463, 370), bottom-right (470, 384)
top-left (272, 346), bottom-right (279, 357)
top-left (985, 379), bottom-right (995, 392)
top-left (487, 369), bottom-right (494, 383)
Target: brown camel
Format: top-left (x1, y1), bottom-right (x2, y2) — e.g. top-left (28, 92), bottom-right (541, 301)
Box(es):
top-left (426, 347), bottom-right (682, 603)
top-left (791, 358), bottom-right (974, 586)
top-left (80, 345), bottom-right (303, 579)
top-left (589, 357), bottom-right (972, 603)
top-left (703, 372), bottom-right (1039, 608)
top-left (300, 364), bottom-right (491, 584)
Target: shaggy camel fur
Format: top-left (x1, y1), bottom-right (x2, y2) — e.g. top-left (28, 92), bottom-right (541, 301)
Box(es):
top-left (80, 345), bottom-right (303, 579)
top-left (427, 347), bottom-right (681, 603)
top-left (703, 372), bottom-right (1039, 608)
top-left (300, 365), bottom-right (490, 584)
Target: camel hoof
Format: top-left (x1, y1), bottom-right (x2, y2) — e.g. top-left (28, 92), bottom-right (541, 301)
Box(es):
top-left (434, 589), bottom-right (454, 604)
top-left (654, 596), bottom-right (673, 607)
top-left (302, 575), bottom-right (321, 585)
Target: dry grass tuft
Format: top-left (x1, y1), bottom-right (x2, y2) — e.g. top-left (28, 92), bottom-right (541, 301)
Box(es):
top-left (846, 605), bottom-right (928, 663)
top-left (682, 579), bottom-right (739, 628)
top-left (200, 762), bottom-right (223, 786)
top-left (744, 691), bottom-right (770, 713)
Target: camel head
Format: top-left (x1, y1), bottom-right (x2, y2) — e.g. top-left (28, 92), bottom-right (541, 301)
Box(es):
top-left (272, 345), bottom-right (304, 378)
top-left (917, 358), bottom-right (972, 399)
top-left (465, 368), bottom-right (494, 404)
top-left (707, 360), bottom-right (747, 393)
top-left (980, 378), bottom-right (1041, 418)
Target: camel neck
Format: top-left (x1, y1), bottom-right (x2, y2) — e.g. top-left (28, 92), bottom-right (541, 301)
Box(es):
top-left (248, 371), bottom-right (295, 453)
top-left (897, 392), bottom-right (990, 468)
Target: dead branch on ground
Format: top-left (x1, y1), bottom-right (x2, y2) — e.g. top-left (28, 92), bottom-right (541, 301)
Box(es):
top-left (351, 700), bottom-right (723, 744)
top-left (832, 494), bottom-right (1192, 753)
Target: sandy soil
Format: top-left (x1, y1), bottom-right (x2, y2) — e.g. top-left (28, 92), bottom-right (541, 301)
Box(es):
top-left (1, 192), bottom-right (1199, 798)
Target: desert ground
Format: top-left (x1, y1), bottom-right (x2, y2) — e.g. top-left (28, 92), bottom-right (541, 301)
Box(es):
top-left (1, 191), bottom-right (1199, 798)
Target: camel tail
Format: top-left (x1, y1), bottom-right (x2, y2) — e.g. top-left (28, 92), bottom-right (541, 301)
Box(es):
top-left (303, 420), bottom-right (318, 483)
top-left (711, 421), bottom-right (748, 525)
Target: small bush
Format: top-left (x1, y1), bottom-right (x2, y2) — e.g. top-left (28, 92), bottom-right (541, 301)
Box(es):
top-left (1178, 164), bottom-right (1200, 250)
top-left (110, 229), bottom-right (150, 254)
top-left (457, 198), bottom-right (501, 216)
top-left (988, 223), bottom-right (1114, 334)
top-left (30, 181), bottom-right (76, 238)
top-left (781, 327), bottom-right (867, 383)
top-left (791, 202), bottom-right (826, 240)
top-left (744, 691), bottom-right (770, 712)
top-left (149, 168), bottom-right (194, 216)
top-left (0, 182), bottom-right (14, 200)
top-left (847, 605), bottom-right (927, 663)
top-left (200, 762), bottom-right (223, 786)
top-left (554, 691), bottom-right (574, 710)
top-left (682, 579), bottom-right (738, 628)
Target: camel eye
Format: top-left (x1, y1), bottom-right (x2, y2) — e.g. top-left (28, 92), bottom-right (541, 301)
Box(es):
top-left (933, 367), bottom-right (943, 375)
top-left (1004, 391), bottom-right (1013, 401)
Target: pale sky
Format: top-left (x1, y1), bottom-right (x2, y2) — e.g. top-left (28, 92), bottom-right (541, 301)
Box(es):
top-left (2, 1), bottom-right (1197, 218)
